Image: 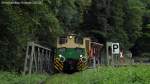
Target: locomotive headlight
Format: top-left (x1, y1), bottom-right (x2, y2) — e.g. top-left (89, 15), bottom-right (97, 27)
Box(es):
top-left (59, 54), bottom-right (65, 62)
top-left (80, 55), bottom-right (83, 58)
top-left (59, 54), bottom-right (62, 57)
top-left (79, 54), bottom-right (87, 62)
top-left (69, 36), bottom-right (73, 39)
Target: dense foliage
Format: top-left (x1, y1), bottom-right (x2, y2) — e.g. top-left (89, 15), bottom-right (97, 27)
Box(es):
top-left (0, 0), bottom-right (149, 71)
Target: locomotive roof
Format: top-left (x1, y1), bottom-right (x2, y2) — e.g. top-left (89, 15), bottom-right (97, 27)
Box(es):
top-left (59, 34), bottom-right (84, 37)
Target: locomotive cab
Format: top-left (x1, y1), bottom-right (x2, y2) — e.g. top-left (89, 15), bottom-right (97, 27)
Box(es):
top-left (54, 34), bottom-right (90, 72)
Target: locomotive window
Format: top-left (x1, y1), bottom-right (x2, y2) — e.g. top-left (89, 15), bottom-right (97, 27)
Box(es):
top-left (59, 37), bottom-right (67, 44)
top-left (75, 37), bottom-right (83, 44)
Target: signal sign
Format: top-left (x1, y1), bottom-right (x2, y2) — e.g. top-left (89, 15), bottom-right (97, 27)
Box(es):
top-left (112, 43), bottom-right (120, 54)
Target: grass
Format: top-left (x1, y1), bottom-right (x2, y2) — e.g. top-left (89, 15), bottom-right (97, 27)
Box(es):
top-left (45, 65), bottom-right (150, 84)
top-left (0, 71), bottom-right (48, 84)
top-left (0, 65), bottom-right (150, 84)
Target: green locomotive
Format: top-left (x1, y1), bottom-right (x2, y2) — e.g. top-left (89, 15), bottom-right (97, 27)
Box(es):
top-left (54, 34), bottom-right (91, 72)
top-left (53, 34), bottom-right (132, 73)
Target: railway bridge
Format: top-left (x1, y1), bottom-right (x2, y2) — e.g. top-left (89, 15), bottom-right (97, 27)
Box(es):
top-left (23, 42), bottom-right (53, 75)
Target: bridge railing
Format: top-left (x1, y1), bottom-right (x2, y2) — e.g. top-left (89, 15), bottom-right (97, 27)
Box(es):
top-left (23, 42), bottom-right (53, 75)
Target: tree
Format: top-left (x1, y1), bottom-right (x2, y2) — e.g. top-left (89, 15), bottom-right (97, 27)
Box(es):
top-left (130, 0), bottom-right (150, 57)
top-left (82, 0), bottom-right (111, 43)
top-left (124, 0), bottom-right (144, 46)
top-left (108, 0), bottom-right (129, 49)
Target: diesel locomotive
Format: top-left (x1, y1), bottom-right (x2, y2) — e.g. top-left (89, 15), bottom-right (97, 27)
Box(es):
top-left (54, 34), bottom-right (91, 72)
top-left (53, 34), bottom-right (132, 73)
